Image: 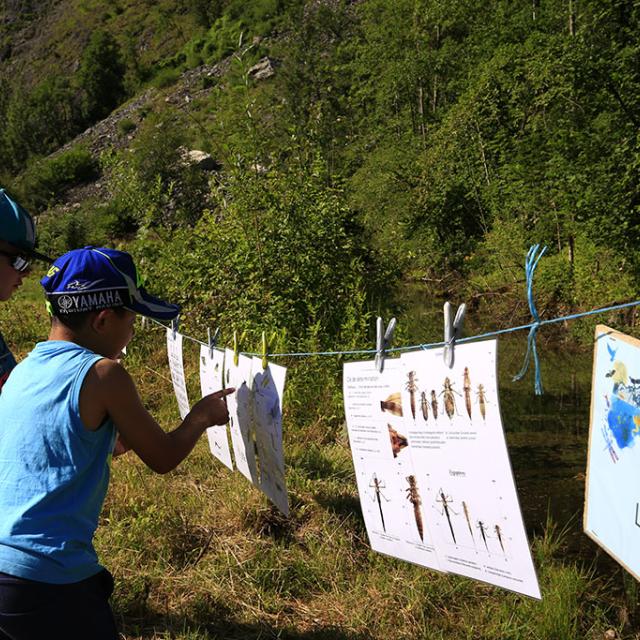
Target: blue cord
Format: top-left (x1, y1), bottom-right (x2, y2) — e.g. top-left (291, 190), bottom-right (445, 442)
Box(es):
top-left (150, 296), bottom-right (640, 359)
top-left (512, 244), bottom-right (547, 395)
top-left (148, 245), bottom-right (640, 398)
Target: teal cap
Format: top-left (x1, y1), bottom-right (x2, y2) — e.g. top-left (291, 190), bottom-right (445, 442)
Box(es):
top-left (0, 188), bottom-right (50, 262)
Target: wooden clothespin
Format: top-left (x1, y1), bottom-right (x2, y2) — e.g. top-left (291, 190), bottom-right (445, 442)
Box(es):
top-left (233, 330), bottom-right (240, 367)
top-left (261, 331), bottom-right (269, 370)
top-left (208, 327), bottom-right (220, 359)
top-left (443, 302), bottom-right (466, 368)
top-left (375, 316), bottom-right (397, 373)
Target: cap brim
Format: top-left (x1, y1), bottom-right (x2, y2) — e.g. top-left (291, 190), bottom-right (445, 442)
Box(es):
top-left (125, 287), bottom-right (180, 321)
top-left (25, 248), bottom-right (54, 264)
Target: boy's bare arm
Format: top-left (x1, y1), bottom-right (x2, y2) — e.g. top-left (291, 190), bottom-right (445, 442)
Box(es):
top-left (90, 359), bottom-right (234, 473)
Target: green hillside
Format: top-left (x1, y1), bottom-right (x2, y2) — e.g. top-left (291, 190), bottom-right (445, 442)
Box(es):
top-left (2, 1), bottom-right (640, 638)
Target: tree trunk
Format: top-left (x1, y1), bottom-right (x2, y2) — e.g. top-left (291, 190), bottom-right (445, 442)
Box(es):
top-left (568, 0), bottom-right (576, 36)
top-left (418, 85), bottom-right (426, 146)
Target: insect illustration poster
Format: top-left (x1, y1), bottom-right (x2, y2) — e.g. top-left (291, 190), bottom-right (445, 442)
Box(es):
top-left (343, 358), bottom-right (441, 571)
top-left (199, 345), bottom-right (234, 471)
top-left (399, 340), bottom-right (540, 599)
top-left (224, 349), bottom-right (258, 484)
top-left (585, 325), bottom-right (640, 580)
top-left (251, 358), bottom-right (289, 516)
top-left (166, 329), bottom-right (190, 420)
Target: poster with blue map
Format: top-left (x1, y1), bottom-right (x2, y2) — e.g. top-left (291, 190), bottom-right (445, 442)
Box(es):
top-left (585, 325), bottom-right (640, 580)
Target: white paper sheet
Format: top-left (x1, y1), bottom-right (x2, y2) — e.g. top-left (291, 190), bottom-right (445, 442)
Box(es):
top-left (343, 340), bottom-right (541, 599)
top-left (585, 325), bottom-right (640, 580)
top-left (224, 349), bottom-right (258, 483)
top-left (199, 345), bottom-right (234, 470)
top-left (343, 358), bottom-right (441, 571)
top-left (166, 329), bottom-right (190, 420)
top-left (400, 341), bottom-right (540, 599)
top-left (251, 358), bottom-right (289, 516)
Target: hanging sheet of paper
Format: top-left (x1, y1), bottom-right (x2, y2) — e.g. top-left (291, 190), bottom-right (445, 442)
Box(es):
top-left (199, 345), bottom-right (234, 470)
top-left (224, 349), bottom-right (258, 483)
top-left (585, 325), bottom-right (640, 580)
top-left (399, 340), bottom-right (540, 599)
top-left (166, 329), bottom-right (190, 420)
top-left (343, 358), bottom-right (441, 571)
top-left (251, 358), bottom-right (289, 516)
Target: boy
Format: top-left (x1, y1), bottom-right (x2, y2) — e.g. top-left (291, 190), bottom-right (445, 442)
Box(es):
top-left (0, 188), bottom-right (52, 389)
top-left (0, 246), bottom-right (234, 639)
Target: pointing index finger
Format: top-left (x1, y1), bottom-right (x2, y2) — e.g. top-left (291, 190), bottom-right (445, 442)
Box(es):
top-left (212, 387), bottom-right (236, 399)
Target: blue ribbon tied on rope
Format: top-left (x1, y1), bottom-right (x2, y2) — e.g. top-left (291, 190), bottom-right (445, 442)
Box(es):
top-left (512, 244), bottom-right (547, 395)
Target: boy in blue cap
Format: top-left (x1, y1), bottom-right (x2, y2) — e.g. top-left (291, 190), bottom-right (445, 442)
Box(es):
top-left (0, 188), bottom-right (51, 389)
top-left (0, 246), bottom-right (234, 640)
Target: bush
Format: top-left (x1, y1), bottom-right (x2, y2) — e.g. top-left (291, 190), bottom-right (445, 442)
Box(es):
top-left (133, 166), bottom-right (393, 346)
top-left (0, 77), bottom-right (82, 172)
top-left (77, 29), bottom-right (126, 122)
top-left (117, 118), bottom-right (137, 135)
top-left (150, 66), bottom-right (183, 88)
top-left (17, 147), bottom-right (98, 212)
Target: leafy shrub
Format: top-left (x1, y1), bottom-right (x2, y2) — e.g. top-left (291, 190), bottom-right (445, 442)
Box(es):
top-left (133, 165), bottom-right (393, 345)
top-left (17, 147), bottom-right (98, 212)
top-left (77, 29), bottom-right (126, 122)
top-left (103, 113), bottom-right (209, 230)
top-left (150, 67), bottom-right (182, 88)
top-left (117, 118), bottom-right (137, 135)
top-left (0, 78), bottom-right (82, 172)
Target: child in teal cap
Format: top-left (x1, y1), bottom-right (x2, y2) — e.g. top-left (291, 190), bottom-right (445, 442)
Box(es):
top-left (0, 188), bottom-right (51, 389)
top-left (0, 246), bottom-right (234, 639)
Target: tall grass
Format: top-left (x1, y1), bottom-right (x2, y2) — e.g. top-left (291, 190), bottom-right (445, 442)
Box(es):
top-left (0, 278), bottom-right (627, 639)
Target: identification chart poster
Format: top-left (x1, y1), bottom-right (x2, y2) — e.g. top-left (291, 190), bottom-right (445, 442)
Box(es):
top-left (343, 358), bottom-right (441, 571)
top-left (399, 341), bottom-right (540, 599)
top-left (199, 345), bottom-right (234, 470)
top-left (585, 325), bottom-right (640, 580)
top-left (166, 329), bottom-right (190, 420)
top-left (251, 358), bottom-right (289, 516)
top-left (224, 349), bottom-right (258, 484)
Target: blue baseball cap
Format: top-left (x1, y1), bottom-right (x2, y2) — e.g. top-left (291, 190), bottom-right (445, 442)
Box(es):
top-left (41, 246), bottom-right (180, 320)
top-left (0, 188), bottom-right (51, 262)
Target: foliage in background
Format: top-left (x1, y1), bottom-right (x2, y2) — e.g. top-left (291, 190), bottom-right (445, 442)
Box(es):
top-left (77, 29), bottom-right (127, 122)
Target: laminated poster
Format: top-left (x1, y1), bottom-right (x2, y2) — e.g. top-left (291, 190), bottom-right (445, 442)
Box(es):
top-left (343, 358), bottom-right (441, 571)
top-left (343, 339), bottom-right (541, 599)
top-left (224, 349), bottom-right (258, 484)
top-left (400, 341), bottom-right (540, 599)
top-left (199, 345), bottom-right (234, 470)
top-left (166, 329), bottom-right (190, 420)
top-left (585, 325), bottom-right (640, 580)
top-left (251, 358), bottom-right (289, 516)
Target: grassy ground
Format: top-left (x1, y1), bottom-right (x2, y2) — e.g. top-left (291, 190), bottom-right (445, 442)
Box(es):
top-left (0, 274), bottom-right (627, 639)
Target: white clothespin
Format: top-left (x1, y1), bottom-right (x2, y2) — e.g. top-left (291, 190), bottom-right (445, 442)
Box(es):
top-left (140, 316), bottom-right (148, 329)
top-left (208, 327), bottom-right (220, 359)
top-left (171, 316), bottom-right (180, 340)
top-left (443, 302), bottom-right (466, 368)
top-left (375, 316), bottom-right (396, 373)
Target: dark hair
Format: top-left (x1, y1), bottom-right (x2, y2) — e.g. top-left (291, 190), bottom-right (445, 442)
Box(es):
top-left (51, 307), bottom-right (129, 331)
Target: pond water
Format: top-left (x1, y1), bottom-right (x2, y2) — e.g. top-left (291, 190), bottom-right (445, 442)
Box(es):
top-left (399, 284), bottom-right (624, 581)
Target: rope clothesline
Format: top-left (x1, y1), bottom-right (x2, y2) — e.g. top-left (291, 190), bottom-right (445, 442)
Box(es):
top-left (147, 297), bottom-right (640, 358)
top-left (144, 240), bottom-right (640, 397)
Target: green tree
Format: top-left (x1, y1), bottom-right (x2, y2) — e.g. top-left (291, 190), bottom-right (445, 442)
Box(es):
top-left (1, 77), bottom-right (80, 172)
top-left (77, 29), bottom-right (126, 123)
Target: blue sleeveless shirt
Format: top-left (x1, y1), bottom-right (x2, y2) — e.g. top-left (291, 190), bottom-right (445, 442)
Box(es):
top-left (0, 341), bottom-right (115, 584)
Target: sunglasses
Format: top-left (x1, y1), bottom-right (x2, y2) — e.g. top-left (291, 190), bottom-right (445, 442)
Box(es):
top-left (0, 250), bottom-right (30, 273)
